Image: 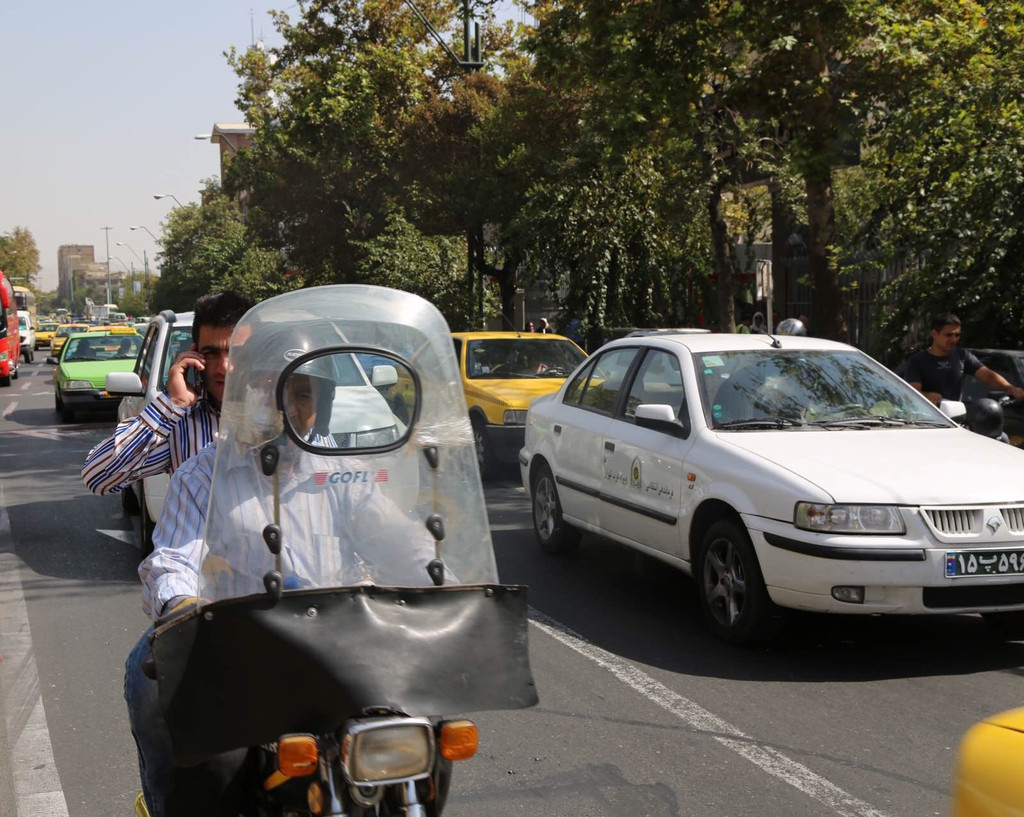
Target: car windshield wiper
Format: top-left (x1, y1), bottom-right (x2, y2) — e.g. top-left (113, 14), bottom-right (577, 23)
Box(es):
top-left (808, 415), bottom-right (948, 428)
top-left (715, 416), bottom-right (803, 430)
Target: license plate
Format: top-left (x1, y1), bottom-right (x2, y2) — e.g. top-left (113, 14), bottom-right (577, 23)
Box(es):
top-left (945, 550), bottom-right (1024, 578)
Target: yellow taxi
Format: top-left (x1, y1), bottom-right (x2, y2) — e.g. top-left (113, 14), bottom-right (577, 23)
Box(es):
top-left (35, 319), bottom-right (60, 350)
top-left (951, 706), bottom-right (1024, 815)
top-left (49, 323), bottom-right (91, 358)
top-left (452, 331), bottom-right (587, 478)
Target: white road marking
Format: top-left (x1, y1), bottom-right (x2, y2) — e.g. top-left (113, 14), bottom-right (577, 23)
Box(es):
top-left (97, 529), bottom-right (136, 546)
top-left (529, 608), bottom-right (890, 817)
top-left (0, 486), bottom-right (70, 817)
top-left (1, 402), bottom-right (16, 419)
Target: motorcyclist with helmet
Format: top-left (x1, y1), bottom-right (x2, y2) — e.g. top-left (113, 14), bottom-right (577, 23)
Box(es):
top-left (775, 317), bottom-right (807, 336)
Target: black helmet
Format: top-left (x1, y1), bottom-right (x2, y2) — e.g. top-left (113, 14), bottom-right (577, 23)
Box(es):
top-left (967, 397), bottom-right (1005, 439)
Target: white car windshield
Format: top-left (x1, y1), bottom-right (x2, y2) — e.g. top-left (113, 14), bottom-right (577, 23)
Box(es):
top-left (696, 349), bottom-right (952, 430)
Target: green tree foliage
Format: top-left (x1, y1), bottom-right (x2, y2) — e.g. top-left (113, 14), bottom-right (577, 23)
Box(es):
top-left (353, 211), bottom-right (491, 329)
top-left (0, 227), bottom-right (42, 291)
top-left (863, 2), bottom-right (1024, 358)
top-left (153, 181), bottom-right (289, 311)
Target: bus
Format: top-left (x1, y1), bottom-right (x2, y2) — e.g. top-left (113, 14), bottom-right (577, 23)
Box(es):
top-left (0, 271), bottom-right (21, 386)
top-left (13, 285), bottom-right (36, 322)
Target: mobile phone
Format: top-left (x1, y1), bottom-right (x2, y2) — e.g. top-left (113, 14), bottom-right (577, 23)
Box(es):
top-left (186, 365), bottom-right (202, 393)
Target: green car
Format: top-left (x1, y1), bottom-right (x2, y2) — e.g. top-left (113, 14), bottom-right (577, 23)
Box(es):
top-left (54, 329), bottom-right (142, 421)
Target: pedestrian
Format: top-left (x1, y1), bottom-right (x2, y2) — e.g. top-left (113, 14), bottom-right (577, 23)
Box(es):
top-left (904, 313), bottom-right (1024, 405)
top-left (526, 321), bottom-right (535, 333)
top-left (538, 317), bottom-right (550, 334)
top-left (750, 312), bottom-right (766, 334)
top-left (81, 291), bottom-right (255, 497)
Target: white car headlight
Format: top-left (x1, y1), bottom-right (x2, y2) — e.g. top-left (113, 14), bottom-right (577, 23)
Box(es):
top-left (353, 426), bottom-right (399, 447)
top-left (795, 502), bottom-right (905, 534)
top-left (341, 718), bottom-right (434, 784)
top-left (503, 410), bottom-right (527, 425)
top-left (65, 380), bottom-right (94, 389)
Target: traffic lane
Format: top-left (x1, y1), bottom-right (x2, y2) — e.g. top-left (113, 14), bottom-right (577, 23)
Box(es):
top-left (484, 477), bottom-right (1024, 816)
top-left (448, 615), bottom-right (866, 817)
top-left (0, 358), bottom-right (119, 432)
top-left (1, 421), bottom-right (143, 816)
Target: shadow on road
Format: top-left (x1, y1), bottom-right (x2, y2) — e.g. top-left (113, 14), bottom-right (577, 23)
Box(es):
top-left (485, 478), bottom-right (1024, 684)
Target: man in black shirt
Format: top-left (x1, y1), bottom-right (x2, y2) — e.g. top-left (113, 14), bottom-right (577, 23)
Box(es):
top-left (905, 313), bottom-right (1024, 405)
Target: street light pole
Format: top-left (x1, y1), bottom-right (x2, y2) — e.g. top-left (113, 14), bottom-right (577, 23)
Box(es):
top-left (101, 226), bottom-right (113, 307)
top-left (130, 225), bottom-right (157, 310)
top-left (130, 225), bottom-right (158, 241)
top-left (153, 193), bottom-right (184, 208)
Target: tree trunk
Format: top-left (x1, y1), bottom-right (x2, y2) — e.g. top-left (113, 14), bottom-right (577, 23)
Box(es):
top-left (708, 180), bottom-right (736, 332)
top-left (805, 168), bottom-right (846, 342)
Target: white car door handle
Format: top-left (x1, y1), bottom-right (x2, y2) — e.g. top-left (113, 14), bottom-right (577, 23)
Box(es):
top-left (604, 441), bottom-right (615, 452)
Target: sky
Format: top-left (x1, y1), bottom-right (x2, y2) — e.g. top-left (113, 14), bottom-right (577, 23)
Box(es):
top-left (1, 0), bottom-right (522, 293)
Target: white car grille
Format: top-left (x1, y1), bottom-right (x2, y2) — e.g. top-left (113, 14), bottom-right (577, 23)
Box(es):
top-left (922, 505), bottom-right (1024, 538)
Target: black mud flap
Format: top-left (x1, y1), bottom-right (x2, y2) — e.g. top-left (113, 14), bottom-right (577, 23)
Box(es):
top-left (152, 584), bottom-right (537, 766)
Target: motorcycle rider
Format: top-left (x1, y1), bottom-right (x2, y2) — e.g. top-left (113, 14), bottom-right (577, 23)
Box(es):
top-left (904, 313), bottom-right (1024, 406)
top-left (124, 319), bottom-right (433, 816)
top-left (82, 291), bottom-right (255, 497)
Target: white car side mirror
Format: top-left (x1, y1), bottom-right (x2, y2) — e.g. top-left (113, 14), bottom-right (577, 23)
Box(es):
top-left (938, 399), bottom-right (967, 420)
top-left (106, 371), bottom-right (145, 396)
top-left (371, 364), bottom-right (398, 388)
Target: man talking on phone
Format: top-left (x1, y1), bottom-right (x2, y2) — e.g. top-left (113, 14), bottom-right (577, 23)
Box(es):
top-left (82, 291), bottom-right (255, 499)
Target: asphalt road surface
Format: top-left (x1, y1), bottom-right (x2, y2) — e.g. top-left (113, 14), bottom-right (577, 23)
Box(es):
top-left (2, 358), bottom-right (1022, 816)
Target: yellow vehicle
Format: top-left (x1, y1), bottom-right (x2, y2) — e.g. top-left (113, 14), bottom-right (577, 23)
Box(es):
top-left (49, 323), bottom-right (91, 358)
top-left (35, 319), bottom-right (60, 350)
top-left (951, 706), bottom-right (1024, 815)
top-left (451, 331), bottom-right (587, 478)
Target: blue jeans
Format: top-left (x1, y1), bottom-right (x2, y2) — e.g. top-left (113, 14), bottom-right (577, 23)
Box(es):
top-left (124, 629), bottom-right (173, 817)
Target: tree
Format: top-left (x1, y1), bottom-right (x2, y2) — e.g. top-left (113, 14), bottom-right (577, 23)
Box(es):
top-left (153, 180), bottom-right (289, 311)
top-left (0, 227), bottom-right (42, 291)
top-left (860, 2), bottom-right (1024, 358)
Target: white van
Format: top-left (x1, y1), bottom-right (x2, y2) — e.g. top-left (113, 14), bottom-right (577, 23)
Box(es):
top-left (16, 311), bottom-right (34, 363)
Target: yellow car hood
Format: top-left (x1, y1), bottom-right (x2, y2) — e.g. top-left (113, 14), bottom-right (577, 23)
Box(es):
top-left (465, 377), bottom-right (566, 408)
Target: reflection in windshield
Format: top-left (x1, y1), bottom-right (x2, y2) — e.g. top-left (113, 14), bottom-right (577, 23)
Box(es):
top-left (466, 338), bottom-right (585, 379)
top-left (697, 350), bottom-right (948, 430)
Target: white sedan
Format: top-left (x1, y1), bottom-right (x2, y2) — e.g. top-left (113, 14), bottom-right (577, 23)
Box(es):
top-left (519, 333), bottom-right (1024, 644)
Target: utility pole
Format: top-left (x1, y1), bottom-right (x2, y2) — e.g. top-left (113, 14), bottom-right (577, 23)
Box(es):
top-left (101, 226), bottom-right (113, 307)
top-left (404, 0), bottom-right (484, 325)
top-left (143, 249), bottom-right (150, 309)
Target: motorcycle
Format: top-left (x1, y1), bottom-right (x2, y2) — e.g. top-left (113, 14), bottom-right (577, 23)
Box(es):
top-left (142, 285), bottom-right (537, 816)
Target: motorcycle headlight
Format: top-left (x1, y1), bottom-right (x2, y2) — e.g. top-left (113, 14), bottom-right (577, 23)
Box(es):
top-left (795, 502), bottom-right (905, 534)
top-left (341, 718), bottom-right (434, 785)
top-left (65, 380), bottom-right (94, 389)
top-left (353, 426), bottom-right (399, 447)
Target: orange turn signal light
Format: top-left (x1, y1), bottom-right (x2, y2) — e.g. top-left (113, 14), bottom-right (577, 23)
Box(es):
top-left (278, 734), bottom-right (319, 777)
top-left (439, 720), bottom-right (478, 761)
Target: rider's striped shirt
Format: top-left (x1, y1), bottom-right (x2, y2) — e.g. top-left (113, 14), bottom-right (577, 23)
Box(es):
top-left (81, 392), bottom-right (219, 496)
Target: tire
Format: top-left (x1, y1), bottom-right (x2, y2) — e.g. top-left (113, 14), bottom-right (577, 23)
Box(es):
top-left (697, 519), bottom-right (781, 645)
top-left (121, 484), bottom-right (140, 515)
top-left (58, 392), bottom-right (74, 422)
top-left (531, 463), bottom-right (581, 554)
top-left (138, 483), bottom-right (156, 556)
top-left (472, 418), bottom-right (496, 480)
top-left (0, 375), bottom-right (9, 387)
top-left (982, 611), bottom-right (1024, 640)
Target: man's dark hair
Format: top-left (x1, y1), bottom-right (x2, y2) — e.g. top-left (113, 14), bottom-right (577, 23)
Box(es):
top-left (192, 291), bottom-right (256, 343)
top-left (931, 313), bottom-right (962, 333)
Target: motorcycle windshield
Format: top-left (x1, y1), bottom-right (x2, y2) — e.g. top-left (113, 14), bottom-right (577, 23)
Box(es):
top-left (200, 285), bottom-right (497, 603)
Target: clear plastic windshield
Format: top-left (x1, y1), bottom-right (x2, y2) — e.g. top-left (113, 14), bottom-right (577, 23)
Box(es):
top-left (199, 286), bottom-right (496, 603)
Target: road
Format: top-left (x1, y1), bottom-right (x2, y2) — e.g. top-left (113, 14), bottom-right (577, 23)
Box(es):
top-left (1, 357), bottom-right (1022, 816)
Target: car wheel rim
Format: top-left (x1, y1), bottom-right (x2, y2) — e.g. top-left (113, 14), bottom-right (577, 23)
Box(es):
top-left (474, 426), bottom-right (486, 470)
top-left (703, 538), bottom-right (746, 627)
top-left (534, 476), bottom-right (557, 541)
